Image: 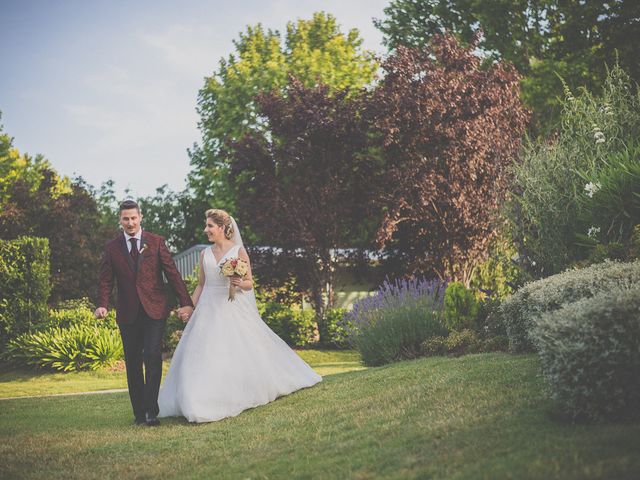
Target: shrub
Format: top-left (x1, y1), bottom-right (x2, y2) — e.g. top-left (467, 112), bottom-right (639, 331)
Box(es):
top-left (43, 298), bottom-right (117, 330)
top-left (443, 282), bottom-right (479, 332)
top-left (164, 310), bottom-right (185, 352)
top-left (162, 271), bottom-right (199, 352)
top-left (500, 260), bottom-right (640, 352)
top-left (476, 296), bottom-right (507, 340)
top-left (0, 236), bottom-right (51, 349)
top-left (421, 335), bottom-right (447, 357)
top-left (318, 308), bottom-right (349, 348)
top-left (342, 278), bottom-right (447, 366)
top-left (258, 301), bottom-right (315, 347)
top-left (480, 335), bottom-right (509, 352)
top-left (445, 329), bottom-right (480, 356)
top-left (4, 323), bottom-right (124, 372)
top-left (421, 329), bottom-right (485, 357)
top-left (531, 287), bottom-right (640, 422)
top-left (505, 65), bottom-right (640, 276)
top-left (586, 242), bottom-right (627, 264)
top-left (578, 143), bottom-right (640, 250)
top-left (470, 235), bottom-right (525, 299)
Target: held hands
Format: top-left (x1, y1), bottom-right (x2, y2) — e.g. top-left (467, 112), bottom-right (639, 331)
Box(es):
top-left (177, 305), bottom-right (194, 323)
top-left (94, 307), bottom-right (108, 319)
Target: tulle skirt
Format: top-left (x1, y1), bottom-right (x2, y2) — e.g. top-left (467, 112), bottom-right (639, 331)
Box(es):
top-left (158, 285), bottom-right (322, 423)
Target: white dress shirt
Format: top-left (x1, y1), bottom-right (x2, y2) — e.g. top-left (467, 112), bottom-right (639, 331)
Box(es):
top-left (124, 229), bottom-right (143, 252)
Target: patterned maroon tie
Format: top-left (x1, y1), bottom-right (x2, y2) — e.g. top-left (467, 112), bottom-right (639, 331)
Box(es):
top-left (129, 237), bottom-right (139, 263)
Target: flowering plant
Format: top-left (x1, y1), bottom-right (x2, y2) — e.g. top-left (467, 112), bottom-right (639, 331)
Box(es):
top-left (219, 257), bottom-right (249, 301)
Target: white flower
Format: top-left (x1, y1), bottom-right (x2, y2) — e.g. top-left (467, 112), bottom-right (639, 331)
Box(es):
top-left (587, 226), bottom-right (601, 238)
top-left (596, 138), bottom-right (606, 144)
top-left (584, 182), bottom-right (601, 198)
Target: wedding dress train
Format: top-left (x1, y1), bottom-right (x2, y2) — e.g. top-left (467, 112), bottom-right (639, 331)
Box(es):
top-left (158, 244), bottom-right (322, 423)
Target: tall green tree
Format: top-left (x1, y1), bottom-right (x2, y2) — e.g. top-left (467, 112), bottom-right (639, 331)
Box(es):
top-left (189, 12), bottom-right (378, 243)
top-left (374, 0), bottom-right (640, 133)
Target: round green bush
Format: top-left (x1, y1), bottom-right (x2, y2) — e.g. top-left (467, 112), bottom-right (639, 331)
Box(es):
top-left (500, 260), bottom-right (640, 352)
top-left (318, 308), bottom-right (349, 348)
top-left (531, 287), bottom-right (640, 422)
top-left (258, 301), bottom-right (314, 347)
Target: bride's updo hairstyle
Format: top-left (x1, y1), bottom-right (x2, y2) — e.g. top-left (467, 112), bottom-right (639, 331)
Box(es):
top-left (206, 209), bottom-right (234, 240)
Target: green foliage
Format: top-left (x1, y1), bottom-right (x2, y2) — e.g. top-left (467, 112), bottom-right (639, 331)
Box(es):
top-left (577, 143), bottom-right (640, 255)
top-left (475, 296), bottom-right (507, 340)
top-left (353, 305), bottom-right (446, 367)
top-left (190, 12), bottom-right (378, 239)
top-left (164, 271), bottom-right (199, 351)
top-left (1, 124), bottom-right (118, 302)
top-left (4, 323), bottom-right (123, 372)
top-left (586, 242), bottom-right (627, 264)
top-left (500, 260), bottom-right (640, 353)
top-left (444, 329), bottom-right (481, 356)
top-left (0, 236), bottom-right (51, 349)
top-left (0, 114), bottom-right (70, 204)
top-left (443, 282), bottom-right (479, 332)
top-left (420, 335), bottom-right (447, 357)
top-left (531, 287), bottom-right (640, 422)
top-left (43, 298), bottom-right (117, 330)
top-left (470, 235), bottom-right (525, 299)
top-left (506, 65), bottom-right (640, 276)
top-left (318, 308), bottom-right (349, 348)
top-left (2, 298), bottom-right (122, 372)
top-left (374, 1), bottom-right (640, 133)
top-left (422, 328), bottom-right (504, 357)
top-left (257, 301), bottom-right (315, 347)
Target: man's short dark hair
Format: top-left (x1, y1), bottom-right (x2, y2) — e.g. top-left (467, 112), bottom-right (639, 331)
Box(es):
top-left (119, 199), bottom-right (141, 213)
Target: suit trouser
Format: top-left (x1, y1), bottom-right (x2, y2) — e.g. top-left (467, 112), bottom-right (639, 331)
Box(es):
top-left (118, 309), bottom-right (165, 420)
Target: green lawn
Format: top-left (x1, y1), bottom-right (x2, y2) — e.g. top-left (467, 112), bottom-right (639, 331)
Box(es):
top-left (0, 349), bottom-right (364, 398)
top-left (1, 352), bottom-right (638, 479)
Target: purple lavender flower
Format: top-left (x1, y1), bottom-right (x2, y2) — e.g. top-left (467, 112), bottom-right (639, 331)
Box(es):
top-left (341, 276), bottom-right (446, 337)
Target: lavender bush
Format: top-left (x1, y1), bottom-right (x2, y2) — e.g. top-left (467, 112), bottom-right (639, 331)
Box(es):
top-left (341, 277), bottom-right (447, 366)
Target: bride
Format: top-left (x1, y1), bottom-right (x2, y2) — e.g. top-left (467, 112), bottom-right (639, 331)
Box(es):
top-left (158, 209), bottom-right (322, 423)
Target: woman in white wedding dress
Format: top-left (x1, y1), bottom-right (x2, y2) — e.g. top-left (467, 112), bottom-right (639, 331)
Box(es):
top-left (158, 209), bottom-right (322, 423)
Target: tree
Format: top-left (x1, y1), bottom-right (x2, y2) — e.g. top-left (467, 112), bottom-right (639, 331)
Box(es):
top-left (188, 12), bottom-right (378, 243)
top-left (0, 119), bottom-right (117, 302)
top-left (374, 0), bottom-right (640, 133)
top-left (230, 78), bottom-right (380, 341)
top-left (368, 34), bottom-right (528, 285)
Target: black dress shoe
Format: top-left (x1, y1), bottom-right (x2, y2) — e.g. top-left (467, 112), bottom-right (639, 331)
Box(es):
top-left (133, 417), bottom-right (146, 426)
top-left (145, 414), bottom-right (160, 426)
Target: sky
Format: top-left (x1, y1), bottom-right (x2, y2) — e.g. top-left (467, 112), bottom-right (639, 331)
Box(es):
top-left (0, 0), bottom-right (388, 198)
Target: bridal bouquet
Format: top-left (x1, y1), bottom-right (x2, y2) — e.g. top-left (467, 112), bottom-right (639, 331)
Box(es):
top-left (219, 257), bottom-right (249, 301)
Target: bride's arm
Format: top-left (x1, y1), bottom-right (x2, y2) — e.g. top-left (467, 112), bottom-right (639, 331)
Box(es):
top-left (191, 250), bottom-right (206, 305)
top-left (233, 247), bottom-right (253, 291)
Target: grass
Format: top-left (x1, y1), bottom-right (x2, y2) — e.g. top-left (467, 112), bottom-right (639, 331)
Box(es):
top-left (0, 349), bottom-right (364, 398)
top-left (1, 352), bottom-right (638, 479)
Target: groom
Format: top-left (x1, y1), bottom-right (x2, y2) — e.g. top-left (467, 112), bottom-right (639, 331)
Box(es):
top-left (95, 199), bottom-right (193, 426)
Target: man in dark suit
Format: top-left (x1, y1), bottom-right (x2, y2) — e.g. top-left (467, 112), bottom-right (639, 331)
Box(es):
top-left (95, 199), bottom-right (194, 426)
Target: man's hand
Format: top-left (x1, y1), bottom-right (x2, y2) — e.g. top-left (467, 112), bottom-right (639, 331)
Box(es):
top-left (94, 307), bottom-right (108, 319)
top-left (177, 306), bottom-right (194, 323)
